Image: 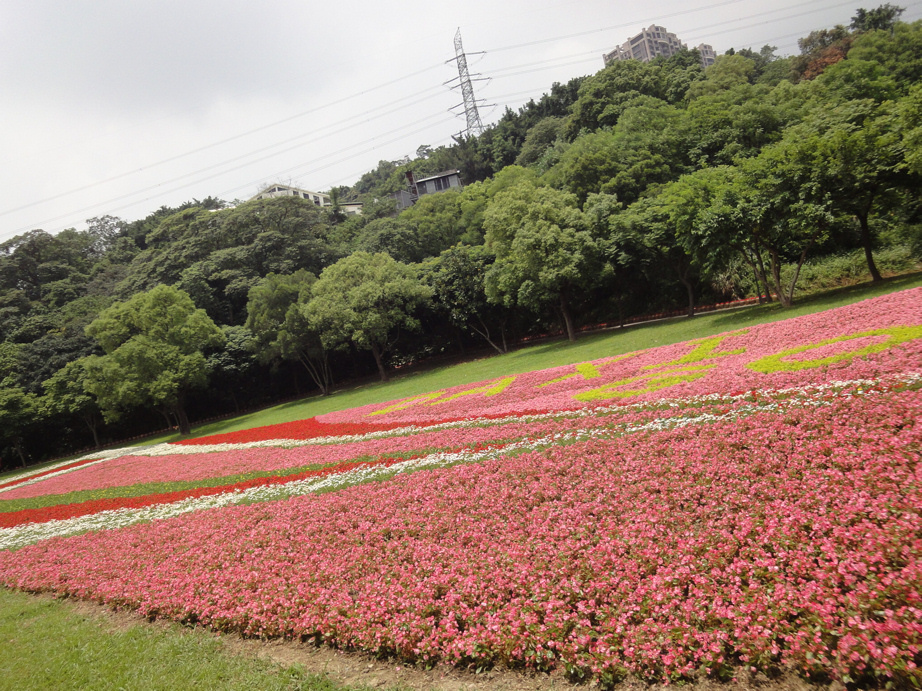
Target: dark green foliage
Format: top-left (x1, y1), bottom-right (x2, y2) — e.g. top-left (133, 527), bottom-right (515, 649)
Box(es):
top-left (6, 12), bottom-right (922, 465)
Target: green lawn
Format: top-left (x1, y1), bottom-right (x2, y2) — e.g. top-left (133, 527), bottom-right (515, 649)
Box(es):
top-left (0, 588), bottom-right (383, 691)
top-left (154, 271), bottom-right (922, 443)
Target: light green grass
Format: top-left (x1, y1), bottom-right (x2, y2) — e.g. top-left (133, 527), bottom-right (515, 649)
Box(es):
top-left (149, 271), bottom-right (922, 443)
top-left (0, 588), bottom-right (387, 691)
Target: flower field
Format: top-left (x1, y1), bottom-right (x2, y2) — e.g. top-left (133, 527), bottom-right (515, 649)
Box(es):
top-left (1, 288), bottom-right (921, 687)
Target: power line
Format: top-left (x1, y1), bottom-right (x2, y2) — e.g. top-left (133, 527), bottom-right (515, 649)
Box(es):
top-left (0, 64), bottom-right (448, 221)
top-left (5, 1), bottom-right (909, 239)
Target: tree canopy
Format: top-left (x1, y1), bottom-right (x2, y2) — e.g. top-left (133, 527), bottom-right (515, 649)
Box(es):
top-left (83, 284), bottom-right (225, 435)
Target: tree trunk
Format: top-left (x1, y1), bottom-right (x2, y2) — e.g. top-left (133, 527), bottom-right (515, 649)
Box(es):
top-left (472, 317), bottom-right (506, 355)
top-left (785, 249), bottom-right (809, 306)
top-left (678, 273), bottom-right (695, 318)
top-left (856, 209), bottom-right (882, 282)
top-left (82, 413), bottom-right (101, 448)
top-left (454, 326), bottom-right (467, 355)
top-left (768, 249), bottom-right (792, 308)
top-left (370, 342), bottom-right (388, 382)
top-left (174, 403), bottom-right (192, 436)
top-left (559, 293), bottom-right (577, 342)
top-left (12, 439), bottom-right (27, 467)
top-left (298, 350), bottom-right (331, 396)
top-left (752, 245), bottom-right (773, 303)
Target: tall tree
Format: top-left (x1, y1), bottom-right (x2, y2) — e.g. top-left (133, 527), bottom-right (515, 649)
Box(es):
top-left (84, 285), bottom-right (225, 435)
top-left (423, 244), bottom-right (509, 354)
top-left (851, 4), bottom-right (904, 32)
top-left (246, 271), bottom-right (332, 395)
top-left (766, 100), bottom-right (905, 282)
top-left (305, 253), bottom-right (432, 382)
top-left (42, 358), bottom-right (104, 448)
top-left (483, 182), bottom-right (601, 341)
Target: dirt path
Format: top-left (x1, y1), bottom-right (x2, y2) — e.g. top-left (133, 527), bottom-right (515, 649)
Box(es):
top-left (58, 594), bottom-right (841, 691)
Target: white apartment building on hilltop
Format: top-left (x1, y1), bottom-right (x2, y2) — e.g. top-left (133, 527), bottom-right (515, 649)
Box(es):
top-left (250, 184), bottom-right (331, 207)
top-left (604, 25), bottom-right (717, 69)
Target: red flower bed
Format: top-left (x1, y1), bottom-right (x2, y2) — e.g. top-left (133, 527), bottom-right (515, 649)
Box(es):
top-left (0, 458), bottom-right (102, 491)
top-left (173, 409), bottom-right (554, 446)
top-left (0, 457), bottom-right (410, 529)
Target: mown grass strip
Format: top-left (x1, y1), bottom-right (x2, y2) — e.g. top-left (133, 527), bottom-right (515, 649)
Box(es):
top-left (0, 588), bottom-right (384, 691)
top-left (145, 273), bottom-right (922, 444)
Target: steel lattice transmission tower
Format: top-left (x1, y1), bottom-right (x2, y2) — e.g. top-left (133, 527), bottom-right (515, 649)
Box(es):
top-left (448, 28), bottom-right (486, 138)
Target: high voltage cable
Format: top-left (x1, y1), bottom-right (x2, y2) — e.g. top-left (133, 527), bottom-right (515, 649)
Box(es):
top-left (18, 113), bottom-right (459, 232)
top-left (0, 63), bottom-right (448, 220)
top-left (4, 0), bottom-right (903, 237)
top-left (484, 0), bottom-right (752, 53)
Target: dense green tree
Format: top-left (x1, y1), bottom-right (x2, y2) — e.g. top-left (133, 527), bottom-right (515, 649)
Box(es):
top-left (0, 345), bottom-right (43, 467)
top-left (610, 184), bottom-right (706, 318)
top-left (42, 358), bottom-right (104, 447)
top-left (899, 83), bottom-right (922, 175)
top-left (0, 384), bottom-right (41, 468)
top-left (515, 117), bottom-right (566, 168)
top-left (814, 57), bottom-right (899, 102)
top-left (423, 244), bottom-right (509, 354)
top-left (771, 99), bottom-right (908, 281)
top-left (353, 218), bottom-right (422, 263)
top-left (687, 54), bottom-right (757, 100)
top-left (121, 197), bottom-right (335, 324)
top-left (84, 285), bottom-right (225, 434)
top-left (547, 98), bottom-right (685, 205)
top-left (678, 83), bottom-right (793, 167)
top-left (305, 253), bottom-right (432, 381)
top-left (398, 188), bottom-right (468, 257)
top-left (851, 4), bottom-right (904, 32)
top-left (688, 152), bottom-right (831, 307)
top-left (246, 270), bottom-right (332, 394)
top-left (205, 325), bottom-right (259, 413)
top-left (847, 18), bottom-right (922, 91)
top-left (484, 182), bottom-right (601, 341)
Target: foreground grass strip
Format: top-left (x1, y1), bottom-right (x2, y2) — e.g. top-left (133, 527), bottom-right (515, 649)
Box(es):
top-left (0, 588), bottom-right (378, 691)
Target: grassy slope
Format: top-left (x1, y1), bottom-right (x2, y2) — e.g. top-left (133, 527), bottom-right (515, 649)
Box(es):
top-left (160, 271), bottom-right (922, 442)
top-left (0, 588), bottom-right (379, 691)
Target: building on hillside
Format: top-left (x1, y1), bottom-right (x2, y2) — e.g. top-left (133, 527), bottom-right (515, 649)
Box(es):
top-left (414, 170), bottom-right (462, 196)
top-left (603, 25), bottom-right (716, 69)
top-left (338, 202), bottom-right (363, 216)
top-left (391, 170), bottom-right (463, 211)
top-left (696, 43), bottom-right (717, 68)
top-left (250, 184), bottom-right (331, 207)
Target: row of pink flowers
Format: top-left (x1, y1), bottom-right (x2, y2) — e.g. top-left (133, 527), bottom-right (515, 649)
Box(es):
top-left (318, 288), bottom-right (922, 426)
top-left (2, 388), bottom-right (919, 686)
top-left (3, 375), bottom-right (901, 504)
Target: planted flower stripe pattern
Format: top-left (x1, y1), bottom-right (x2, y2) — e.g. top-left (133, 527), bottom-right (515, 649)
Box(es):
top-left (1, 288), bottom-right (921, 687)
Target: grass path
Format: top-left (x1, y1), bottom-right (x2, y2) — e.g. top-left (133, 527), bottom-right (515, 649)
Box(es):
top-left (0, 587), bottom-right (382, 691)
top-left (159, 271), bottom-right (922, 442)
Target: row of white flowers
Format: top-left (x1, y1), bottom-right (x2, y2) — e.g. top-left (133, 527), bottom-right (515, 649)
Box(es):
top-left (5, 373), bottom-right (913, 497)
top-left (4, 376), bottom-right (915, 552)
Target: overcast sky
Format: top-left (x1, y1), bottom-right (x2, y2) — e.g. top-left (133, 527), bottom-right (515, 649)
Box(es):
top-left (2, 0), bottom-right (920, 242)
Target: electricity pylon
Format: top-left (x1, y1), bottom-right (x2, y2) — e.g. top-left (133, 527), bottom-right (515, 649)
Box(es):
top-left (446, 28), bottom-right (487, 138)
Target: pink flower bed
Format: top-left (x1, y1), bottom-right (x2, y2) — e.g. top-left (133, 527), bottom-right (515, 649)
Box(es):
top-left (2, 289), bottom-right (921, 687)
top-left (318, 288), bottom-right (922, 426)
top-left (2, 390), bottom-right (919, 686)
top-left (2, 403), bottom-right (724, 501)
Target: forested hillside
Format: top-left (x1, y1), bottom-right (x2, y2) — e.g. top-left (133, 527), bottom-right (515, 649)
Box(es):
top-left (2, 7), bottom-right (920, 467)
